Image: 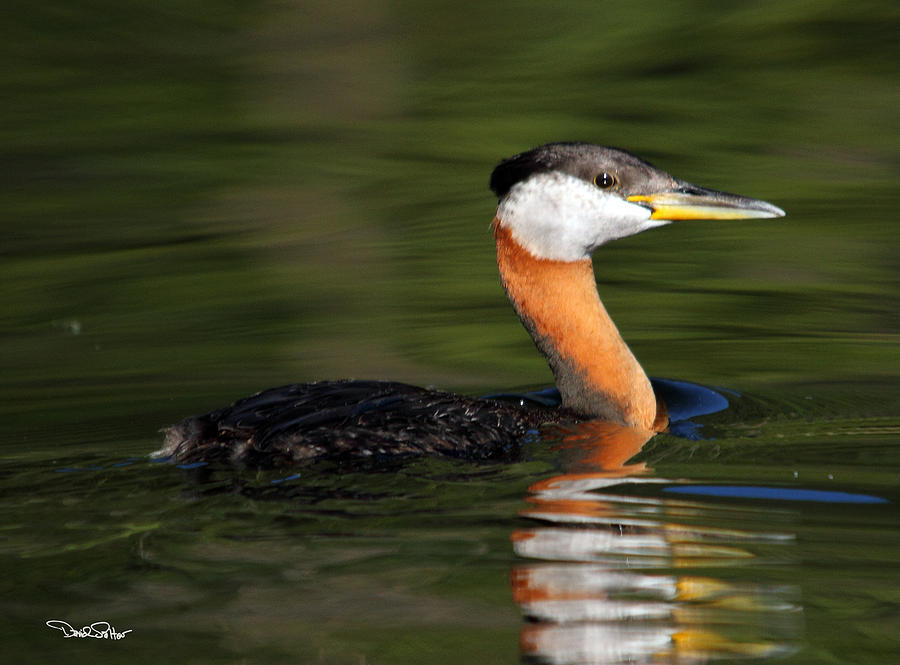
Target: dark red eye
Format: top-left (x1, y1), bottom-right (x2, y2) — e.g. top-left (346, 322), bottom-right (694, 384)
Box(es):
top-left (593, 172), bottom-right (617, 189)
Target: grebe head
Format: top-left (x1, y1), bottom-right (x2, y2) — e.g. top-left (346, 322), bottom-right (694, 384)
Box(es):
top-left (491, 142), bottom-right (784, 261)
top-left (490, 142), bottom-right (785, 427)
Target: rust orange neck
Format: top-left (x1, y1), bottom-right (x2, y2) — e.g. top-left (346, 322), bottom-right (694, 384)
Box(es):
top-left (493, 219), bottom-right (663, 430)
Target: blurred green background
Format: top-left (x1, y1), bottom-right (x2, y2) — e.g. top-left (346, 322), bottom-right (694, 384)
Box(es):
top-left (4, 0), bottom-right (898, 445)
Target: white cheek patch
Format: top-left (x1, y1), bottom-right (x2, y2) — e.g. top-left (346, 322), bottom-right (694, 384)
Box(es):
top-left (496, 172), bottom-right (667, 262)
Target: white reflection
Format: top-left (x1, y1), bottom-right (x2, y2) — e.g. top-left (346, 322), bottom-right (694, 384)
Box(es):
top-left (513, 421), bottom-right (800, 664)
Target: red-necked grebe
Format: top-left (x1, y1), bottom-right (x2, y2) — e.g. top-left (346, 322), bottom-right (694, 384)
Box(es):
top-left (158, 143), bottom-right (784, 467)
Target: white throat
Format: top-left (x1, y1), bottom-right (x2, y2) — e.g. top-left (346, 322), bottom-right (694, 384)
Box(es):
top-left (495, 172), bottom-right (669, 261)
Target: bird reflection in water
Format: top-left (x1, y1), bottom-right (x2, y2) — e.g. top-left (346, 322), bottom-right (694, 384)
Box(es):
top-left (511, 419), bottom-right (801, 664)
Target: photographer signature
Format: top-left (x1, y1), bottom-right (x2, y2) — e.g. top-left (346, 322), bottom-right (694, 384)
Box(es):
top-left (46, 620), bottom-right (132, 640)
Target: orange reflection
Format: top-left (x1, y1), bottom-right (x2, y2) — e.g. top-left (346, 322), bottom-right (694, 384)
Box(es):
top-left (511, 419), bottom-right (798, 664)
top-left (543, 419), bottom-right (655, 475)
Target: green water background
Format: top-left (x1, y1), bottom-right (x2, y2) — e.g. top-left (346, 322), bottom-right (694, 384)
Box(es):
top-left (3, 1), bottom-right (898, 663)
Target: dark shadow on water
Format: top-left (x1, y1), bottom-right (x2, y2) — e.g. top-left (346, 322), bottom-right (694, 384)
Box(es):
top-left (486, 376), bottom-right (732, 441)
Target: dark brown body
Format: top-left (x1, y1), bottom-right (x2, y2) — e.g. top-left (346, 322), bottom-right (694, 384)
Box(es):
top-left (160, 380), bottom-right (571, 467)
